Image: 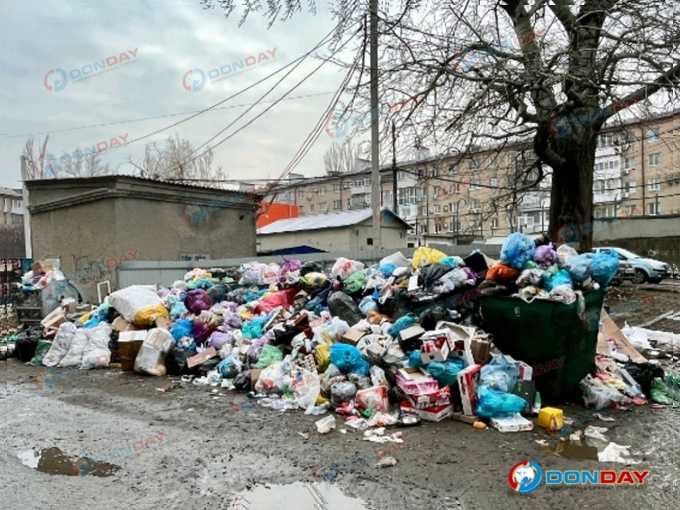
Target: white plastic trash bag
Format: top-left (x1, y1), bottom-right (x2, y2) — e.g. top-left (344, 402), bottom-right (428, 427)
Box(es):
top-left (58, 329), bottom-right (90, 368)
top-left (42, 322), bottom-right (77, 367)
top-left (80, 323), bottom-right (112, 369)
top-left (109, 286), bottom-right (162, 323)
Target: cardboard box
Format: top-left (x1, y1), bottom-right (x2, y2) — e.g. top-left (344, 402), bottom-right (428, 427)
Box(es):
top-left (406, 386), bottom-right (451, 409)
top-left (420, 330), bottom-right (451, 363)
top-left (516, 361), bottom-right (533, 381)
top-left (112, 316), bottom-right (134, 332)
top-left (341, 326), bottom-right (368, 346)
top-left (399, 325), bottom-right (425, 351)
top-left (187, 347), bottom-right (218, 368)
top-left (400, 401), bottom-right (453, 422)
top-left (470, 337), bottom-right (491, 364)
top-left (491, 413), bottom-right (534, 433)
top-left (119, 330), bottom-right (148, 342)
top-left (41, 307), bottom-right (65, 329)
top-left (396, 367), bottom-right (439, 395)
top-left (457, 364), bottom-right (481, 416)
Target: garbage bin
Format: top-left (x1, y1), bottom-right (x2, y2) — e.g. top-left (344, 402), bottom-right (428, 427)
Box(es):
top-left (480, 290), bottom-right (603, 403)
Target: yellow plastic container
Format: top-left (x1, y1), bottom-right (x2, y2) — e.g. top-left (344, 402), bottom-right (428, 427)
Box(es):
top-left (537, 407), bottom-right (564, 431)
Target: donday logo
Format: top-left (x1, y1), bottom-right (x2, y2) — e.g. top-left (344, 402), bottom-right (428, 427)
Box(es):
top-left (182, 69), bottom-right (206, 92)
top-left (508, 460), bottom-right (543, 494)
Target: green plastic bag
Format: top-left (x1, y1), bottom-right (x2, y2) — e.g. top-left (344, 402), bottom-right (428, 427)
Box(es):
top-left (255, 344), bottom-right (284, 369)
top-left (343, 271), bottom-right (367, 294)
top-left (29, 340), bottom-right (52, 366)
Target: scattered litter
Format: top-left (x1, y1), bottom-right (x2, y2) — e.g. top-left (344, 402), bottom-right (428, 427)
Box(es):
top-left (375, 456), bottom-right (398, 468)
top-left (584, 425), bottom-right (609, 443)
top-left (598, 442), bottom-right (640, 464)
top-left (315, 415), bottom-right (336, 434)
top-left (594, 413), bottom-right (615, 422)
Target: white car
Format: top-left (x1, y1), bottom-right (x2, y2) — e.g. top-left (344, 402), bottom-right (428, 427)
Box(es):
top-left (593, 247), bottom-right (670, 284)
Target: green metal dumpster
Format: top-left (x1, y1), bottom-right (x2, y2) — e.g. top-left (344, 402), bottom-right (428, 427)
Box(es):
top-left (480, 290), bottom-right (604, 403)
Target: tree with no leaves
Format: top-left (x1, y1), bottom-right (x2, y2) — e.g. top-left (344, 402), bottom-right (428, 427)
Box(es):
top-left (203, 0), bottom-right (680, 249)
top-left (323, 140), bottom-right (365, 175)
top-left (23, 136), bottom-right (111, 179)
top-left (129, 134), bottom-right (228, 185)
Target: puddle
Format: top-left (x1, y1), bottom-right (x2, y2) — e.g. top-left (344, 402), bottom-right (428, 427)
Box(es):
top-left (229, 482), bottom-right (370, 509)
top-left (17, 447), bottom-right (119, 477)
top-left (545, 440), bottom-right (600, 461)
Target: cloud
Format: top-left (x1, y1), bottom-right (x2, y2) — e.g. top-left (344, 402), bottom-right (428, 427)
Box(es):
top-left (0, 0), bottom-right (348, 187)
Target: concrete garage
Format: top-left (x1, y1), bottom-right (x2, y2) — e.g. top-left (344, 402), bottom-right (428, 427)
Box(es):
top-left (256, 208), bottom-right (409, 255)
top-left (26, 175), bottom-right (260, 301)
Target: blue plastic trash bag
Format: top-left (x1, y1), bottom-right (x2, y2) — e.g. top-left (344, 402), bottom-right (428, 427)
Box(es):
top-left (186, 278), bottom-right (214, 290)
top-left (476, 385), bottom-right (528, 418)
top-left (170, 301), bottom-right (188, 320)
top-left (543, 269), bottom-right (573, 291)
top-left (441, 256), bottom-right (463, 268)
top-left (500, 233), bottom-right (536, 269)
top-left (171, 319), bottom-right (194, 342)
top-left (565, 253), bottom-right (593, 283)
top-left (217, 354), bottom-right (242, 378)
top-left (330, 344), bottom-right (370, 376)
top-left (591, 252), bottom-right (619, 287)
top-left (244, 289), bottom-right (267, 303)
top-left (359, 296), bottom-right (378, 315)
top-left (388, 314), bottom-right (417, 338)
top-left (425, 358), bottom-right (466, 386)
top-left (480, 354), bottom-right (519, 393)
top-left (379, 262), bottom-right (397, 277)
top-left (408, 350), bottom-right (423, 368)
top-left (243, 315), bottom-right (269, 339)
top-left (83, 303), bottom-right (111, 329)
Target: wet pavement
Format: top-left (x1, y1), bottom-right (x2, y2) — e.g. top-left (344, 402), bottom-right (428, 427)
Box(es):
top-left (1, 285), bottom-right (680, 509)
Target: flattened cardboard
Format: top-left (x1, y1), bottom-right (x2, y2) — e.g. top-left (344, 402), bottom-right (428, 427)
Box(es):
top-left (187, 347), bottom-right (218, 368)
top-left (597, 310), bottom-right (647, 364)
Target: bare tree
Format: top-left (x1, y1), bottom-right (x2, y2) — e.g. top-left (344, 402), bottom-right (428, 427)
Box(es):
top-left (130, 134), bottom-right (227, 185)
top-left (23, 136), bottom-right (110, 179)
top-left (323, 140), bottom-right (363, 175)
top-left (203, 0), bottom-right (680, 249)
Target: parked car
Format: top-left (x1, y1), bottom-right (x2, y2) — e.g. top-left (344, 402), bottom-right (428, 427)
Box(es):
top-left (593, 247), bottom-right (670, 284)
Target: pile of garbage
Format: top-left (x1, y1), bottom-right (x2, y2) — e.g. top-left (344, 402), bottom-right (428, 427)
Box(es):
top-left (5, 232), bottom-right (673, 433)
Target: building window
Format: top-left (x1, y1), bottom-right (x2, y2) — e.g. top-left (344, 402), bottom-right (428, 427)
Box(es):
top-left (333, 199), bottom-right (342, 210)
top-left (490, 178), bottom-right (498, 187)
top-left (649, 153), bottom-right (661, 166)
top-left (646, 127), bottom-right (660, 142)
top-left (623, 157), bottom-right (632, 169)
top-left (366, 237), bottom-right (373, 246)
top-left (491, 217), bottom-right (499, 229)
top-left (648, 178), bottom-right (661, 192)
top-left (648, 202), bottom-right (661, 215)
top-left (595, 180), bottom-right (604, 193)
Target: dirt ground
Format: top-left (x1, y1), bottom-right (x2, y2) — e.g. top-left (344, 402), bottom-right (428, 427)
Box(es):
top-left (1, 283), bottom-right (679, 510)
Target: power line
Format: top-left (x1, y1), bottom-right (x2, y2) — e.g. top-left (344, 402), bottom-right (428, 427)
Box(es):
top-left (0, 93), bottom-right (334, 140)
top-left (154, 30), bottom-right (359, 181)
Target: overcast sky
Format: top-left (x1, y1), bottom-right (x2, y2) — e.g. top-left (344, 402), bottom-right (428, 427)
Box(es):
top-left (0, 0), bottom-right (348, 188)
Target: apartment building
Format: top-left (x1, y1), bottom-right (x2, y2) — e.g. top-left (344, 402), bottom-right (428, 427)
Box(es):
top-left (268, 110), bottom-right (680, 243)
top-left (0, 187), bottom-right (24, 226)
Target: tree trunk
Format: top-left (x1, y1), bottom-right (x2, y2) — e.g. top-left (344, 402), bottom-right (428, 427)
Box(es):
top-left (536, 111), bottom-right (600, 252)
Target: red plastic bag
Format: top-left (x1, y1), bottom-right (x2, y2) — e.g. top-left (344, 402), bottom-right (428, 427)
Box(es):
top-left (255, 287), bottom-right (298, 314)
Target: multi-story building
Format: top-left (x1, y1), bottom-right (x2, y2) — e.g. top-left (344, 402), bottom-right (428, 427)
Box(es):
top-left (267, 110), bottom-right (680, 244)
top-left (0, 187), bottom-right (24, 226)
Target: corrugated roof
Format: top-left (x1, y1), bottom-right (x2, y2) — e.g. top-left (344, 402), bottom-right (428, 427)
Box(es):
top-left (257, 208), bottom-right (407, 234)
top-left (0, 187), bottom-right (22, 198)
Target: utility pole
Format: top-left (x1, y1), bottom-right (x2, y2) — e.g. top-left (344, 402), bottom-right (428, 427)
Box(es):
top-left (391, 122), bottom-right (398, 216)
top-left (369, 0), bottom-right (381, 249)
